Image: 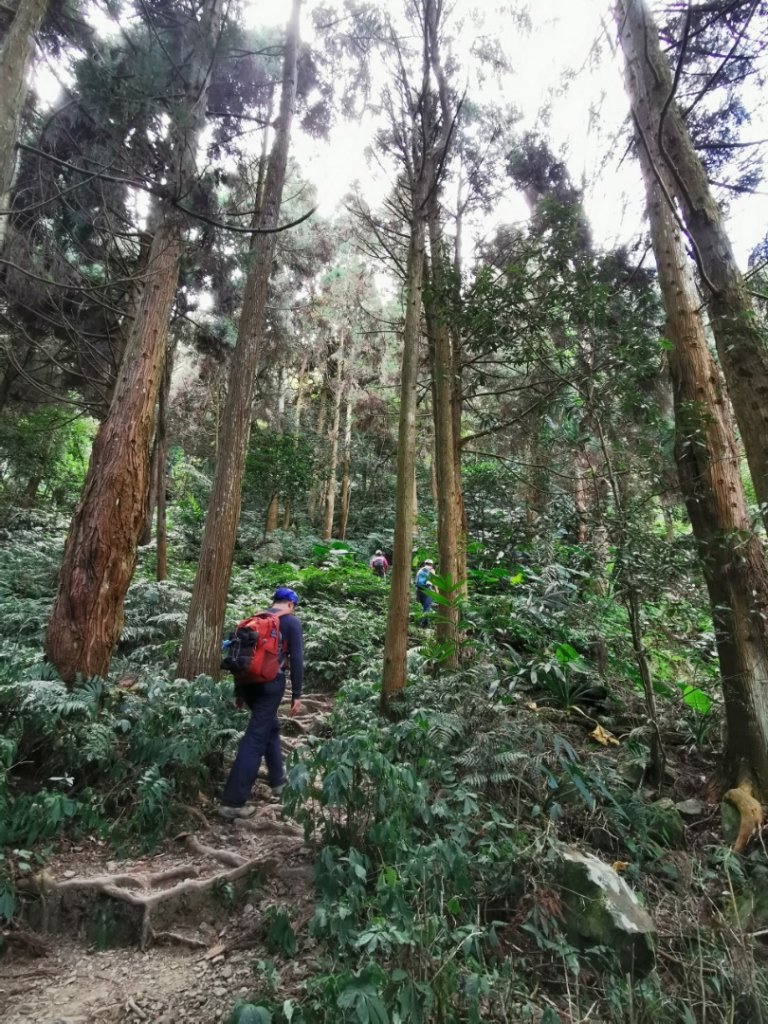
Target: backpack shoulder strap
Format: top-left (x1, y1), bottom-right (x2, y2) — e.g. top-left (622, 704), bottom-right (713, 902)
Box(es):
top-left (237, 609), bottom-right (288, 630)
top-left (237, 615), bottom-right (261, 630)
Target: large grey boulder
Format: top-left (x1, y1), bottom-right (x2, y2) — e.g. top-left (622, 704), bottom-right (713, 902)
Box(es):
top-left (555, 847), bottom-right (656, 974)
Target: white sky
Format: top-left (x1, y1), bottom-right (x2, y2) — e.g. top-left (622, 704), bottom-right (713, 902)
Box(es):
top-left (31, 0), bottom-right (768, 267)
top-left (242, 0), bottom-right (768, 267)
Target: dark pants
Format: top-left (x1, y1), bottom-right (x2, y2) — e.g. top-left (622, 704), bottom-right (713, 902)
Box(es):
top-left (416, 587), bottom-right (432, 626)
top-left (222, 674), bottom-right (285, 807)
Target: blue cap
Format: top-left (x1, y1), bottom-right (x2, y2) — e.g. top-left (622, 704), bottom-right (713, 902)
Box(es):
top-left (273, 586), bottom-right (299, 605)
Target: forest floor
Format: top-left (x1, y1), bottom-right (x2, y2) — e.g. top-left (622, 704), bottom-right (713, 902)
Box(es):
top-left (0, 693), bottom-right (333, 1024)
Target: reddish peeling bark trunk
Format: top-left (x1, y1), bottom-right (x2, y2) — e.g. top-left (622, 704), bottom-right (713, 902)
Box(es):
top-left (616, 0), bottom-right (768, 532)
top-left (46, 219), bottom-right (184, 680)
top-left (176, 0), bottom-right (300, 681)
top-left (46, 0), bottom-right (224, 682)
top-left (645, 173), bottom-right (768, 798)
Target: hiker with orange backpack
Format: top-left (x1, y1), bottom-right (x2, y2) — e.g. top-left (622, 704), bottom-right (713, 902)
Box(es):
top-left (218, 586), bottom-right (303, 820)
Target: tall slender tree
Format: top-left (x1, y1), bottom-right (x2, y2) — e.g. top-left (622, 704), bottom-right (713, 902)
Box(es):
top-left (337, 396), bottom-right (353, 539)
top-left (380, 0), bottom-right (458, 708)
top-left (425, 198), bottom-right (461, 665)
top-left (641, 144), bottom-right (768, 818)
top-left (321, 331), bottom-right (345, 542)
top-left (176, 0), bottom-right (301, 681)
top-left (616, 0), bottom-right (768, 529)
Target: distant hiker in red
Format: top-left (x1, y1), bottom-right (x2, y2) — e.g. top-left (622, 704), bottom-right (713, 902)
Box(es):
top-left (369, 549), bottom-right (389, 577)
top-left (218, 587), bottom-right (304, 820)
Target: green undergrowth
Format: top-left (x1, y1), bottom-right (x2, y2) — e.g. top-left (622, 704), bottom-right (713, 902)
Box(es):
top-left (1, 516), bottom-right (765, 1021)
top-left (0, 530), bottom-right (390, 920)
top-left (0, 672), bottom-right (244, 915)
top-left (235, 671), bottom-right (768, 1024)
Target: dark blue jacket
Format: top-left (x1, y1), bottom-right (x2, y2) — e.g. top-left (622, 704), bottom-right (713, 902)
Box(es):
top-left (273, 609), bottom-right (304, 702)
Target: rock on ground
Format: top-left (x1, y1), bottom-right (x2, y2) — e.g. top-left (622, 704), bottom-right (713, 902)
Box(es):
top-left (555, 846), bottom-right (656, 975)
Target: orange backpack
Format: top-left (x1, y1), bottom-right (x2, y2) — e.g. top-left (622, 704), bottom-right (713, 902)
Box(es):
top-left (221, 610), bottom-right (288, 684)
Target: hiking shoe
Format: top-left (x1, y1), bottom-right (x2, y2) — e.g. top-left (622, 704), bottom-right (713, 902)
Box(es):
top-left (217, 803), bottom-right (257, 820)
top-left (270, 783), bottom-right (286, 799)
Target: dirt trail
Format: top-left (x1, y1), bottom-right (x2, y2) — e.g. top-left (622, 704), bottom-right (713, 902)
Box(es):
top-left (0, 694), bottom-right (332, 1024)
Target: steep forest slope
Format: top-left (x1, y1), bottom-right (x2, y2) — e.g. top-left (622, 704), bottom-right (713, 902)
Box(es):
top-left (3, 0), bottom-right (768, 1021)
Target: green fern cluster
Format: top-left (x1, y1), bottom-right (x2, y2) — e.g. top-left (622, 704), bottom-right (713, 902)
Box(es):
top-left (0, 672), bottom-right (242, 861)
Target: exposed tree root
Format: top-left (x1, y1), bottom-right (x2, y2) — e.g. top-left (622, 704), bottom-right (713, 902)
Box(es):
top-left (127, 995), bottom-right (149, 1019)
top-left (234, 816), bottom-right (305, 838)
top-left (12, 689), bottom-right (327, 953)
top-left (179, 802), bottom-right (212, 828)
top-left (279, 716), bottom-right (308, 733)
top-left (152, 929), bottom-right (209, 949)
top-left (184, 834), bottom-right (247, 868)
top-left (724, 780), bottom-right (764, 853)
top-left (29, 855), bottom-right (279, 949)
top-left (290, 697), bottom-right (330, 710)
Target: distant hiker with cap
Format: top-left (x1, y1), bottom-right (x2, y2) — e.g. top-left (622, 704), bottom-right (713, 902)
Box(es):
top-left (415, 559), bottom-right (436, 626)
top-left (369, 549), bottom-right (389, 578)
top-left (218, 587), bottom-right (304, 819)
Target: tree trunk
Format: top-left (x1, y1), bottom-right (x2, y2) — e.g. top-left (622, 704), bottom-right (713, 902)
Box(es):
top-left (293, 357), bottom-right (309, 432)
top-left (321, 334), bottom-right (345, 543)
top-left (139, 436), bottom-right (161, 547)
top-left (426, 199), bottom-right (460, 666)
top-left (307, 385), bottom-right (327, 525)
top-left (46, 220), bottom-right (184, 681)
top-left (0, 0), bottom-right (48, 250)
top-left (616, 0), bottom-right (768, 531)
top-left (45, 0), bottom-right (224, 683)
top-left (337, 397), bottom-right (352, 540)
top-left (142, 335), bottom-right (175, 552)
top-left (176, 0), bottom-right (300, 681)
top-left (451, 192), bottom-right (467, 594)
top-left (0, 351), bottom-right (21, 413)
top-left (265, 493), bottom-right (279, 534)
top-left (142, 335), bottom-right (174, 551)
top-left (524, 436), bottom-right (547, 530)
top-left (380, 0), bottom-right (457, 709)
top-left (155, 351), bottom-right (171, 582)
top-left (24, 474), bottom-right (41, 504)
top-left (381, 219), bottom-right (426, 708)
top-left (645, 171), bottom-right (768, 800)
top-left (573, 449), bottom-right (591, 544)
top-left (626, 587), bottom-right (665, 787)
